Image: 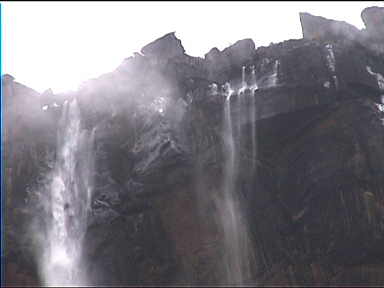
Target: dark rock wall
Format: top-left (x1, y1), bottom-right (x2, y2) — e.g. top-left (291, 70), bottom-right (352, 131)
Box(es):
top-left (4, 6), bottom-right (384, 286)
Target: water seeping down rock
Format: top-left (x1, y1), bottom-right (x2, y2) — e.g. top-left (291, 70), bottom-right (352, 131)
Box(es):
top-left (4, 6), bottom-right (384, 286)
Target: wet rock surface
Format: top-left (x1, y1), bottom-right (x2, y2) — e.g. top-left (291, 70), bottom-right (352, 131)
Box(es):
top-left (4, 6), bottom-right (384, 286)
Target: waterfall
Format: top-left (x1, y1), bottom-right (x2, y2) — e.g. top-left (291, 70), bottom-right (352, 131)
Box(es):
top-left (250, 65), bottom-right (258, 171)
top-left (325, 44), bottom-right (338, 89)
top-left (40, 99), bottom-right (94, 287)
top-left (238, 66), bottom-right (247, 95)
top-left (266, 60), bottom-right (279, 88)
top-left (242, 66), bottom-right (246, 87)
top-left (222, 84), bottom-right (242, 284)
top-left (218, 81), bottom-right (253, 285)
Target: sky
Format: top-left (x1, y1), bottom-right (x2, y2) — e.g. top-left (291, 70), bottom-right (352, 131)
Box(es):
top-left (2, 1), bottom-right (384, 93)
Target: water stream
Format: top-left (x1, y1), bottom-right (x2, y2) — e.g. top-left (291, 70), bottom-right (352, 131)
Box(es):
top-left (40, 99), bottom-right (94, 287)
top-left (218, 71), bottom-right (257, 284)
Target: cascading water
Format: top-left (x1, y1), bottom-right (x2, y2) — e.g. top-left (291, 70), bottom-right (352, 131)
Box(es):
top-left (250, 65), bottom-right (258, 171)
top-left (325, 44), bottom-right (338, 89)
top-left (218, 80), bottom-right (254, 285)
top-left (237, 67), bottom-right (246, 147)
top-left (238, 66), bottom-right (247, 95)
top-left (265, 60), bottom-right (279, 88)
top-left (40, 99), bottom-right (94, 287)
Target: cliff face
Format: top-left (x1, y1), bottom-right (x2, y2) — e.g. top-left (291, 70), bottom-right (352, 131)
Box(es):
top-left (4, 7), bottom-right (384, 286)
top-left (300, 6), bottom-right (384, 55)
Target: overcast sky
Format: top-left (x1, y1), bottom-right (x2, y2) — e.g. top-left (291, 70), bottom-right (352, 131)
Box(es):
top-left (3, 1), bottom-right (384, 93)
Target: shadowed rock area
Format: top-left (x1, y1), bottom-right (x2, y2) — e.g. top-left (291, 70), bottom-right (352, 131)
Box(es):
top-left (4, 6), bottom-right (384, 286)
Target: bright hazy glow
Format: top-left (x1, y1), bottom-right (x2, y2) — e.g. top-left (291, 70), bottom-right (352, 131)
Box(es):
top-left (3, 1), bottom-right (384, 93)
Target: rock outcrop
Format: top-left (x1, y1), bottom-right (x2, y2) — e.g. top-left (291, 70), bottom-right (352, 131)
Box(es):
top-left (204, 39), bottom-right (256, 83)
top-left (300, 9), bottom-right (384, 55)
top-left (300, 12), bottom-right (361, 42)
top-left (141, 32), bottom-right (185, 59)
top-left (4, 5), bottom-right (384, 286)
top-left (361, 6), bottom-right (384, 40)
